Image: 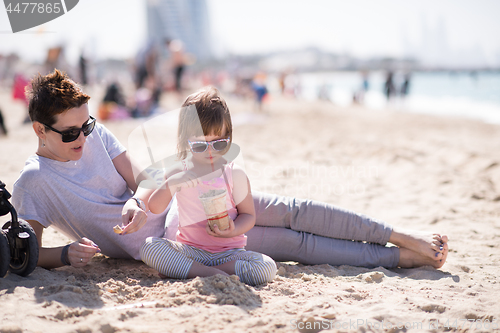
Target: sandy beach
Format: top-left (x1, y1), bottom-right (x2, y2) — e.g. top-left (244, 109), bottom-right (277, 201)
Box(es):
top-left (1, 88), bottom-right (499, 333)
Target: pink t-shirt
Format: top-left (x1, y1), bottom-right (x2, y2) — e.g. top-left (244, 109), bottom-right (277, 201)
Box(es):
top-left (175, 162), bottom-right (247, 252)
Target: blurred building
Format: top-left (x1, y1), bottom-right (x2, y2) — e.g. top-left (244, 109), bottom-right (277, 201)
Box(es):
top-left (146, 0), bottom-right (212, 60)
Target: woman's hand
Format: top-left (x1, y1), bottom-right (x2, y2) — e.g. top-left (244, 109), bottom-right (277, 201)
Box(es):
top-left (120, 198), bottom-right (148, 235)
top-left (206, 218), bottom-right (236, 238)
top-left (67, 237), bottom-right (101, 267)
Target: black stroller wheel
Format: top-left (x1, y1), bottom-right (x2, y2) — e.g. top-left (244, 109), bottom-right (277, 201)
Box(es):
top-left (0, 231), bottom-right (10, 278)
top-left (9, 220), bottom-right (38, 277)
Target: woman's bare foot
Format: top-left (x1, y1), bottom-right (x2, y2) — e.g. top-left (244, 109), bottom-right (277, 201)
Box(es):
top-left (389, 229), bottom-right (448, 261)
top-left (398, 244), bottom-right (448, 268)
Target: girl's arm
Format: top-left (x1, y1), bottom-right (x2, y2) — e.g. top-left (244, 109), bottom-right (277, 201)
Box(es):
top-left (208, 165), bottom-right (256, 238)
top-left (148, 180), bottom-right (172, 214)
top-left (149, 167), bottom-right (200, 214)
top-left (113, 152), bottom-right (195, 232)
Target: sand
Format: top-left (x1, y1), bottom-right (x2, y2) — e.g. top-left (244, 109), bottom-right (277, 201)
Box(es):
top-left (0, 88), bottom-right (499, 333)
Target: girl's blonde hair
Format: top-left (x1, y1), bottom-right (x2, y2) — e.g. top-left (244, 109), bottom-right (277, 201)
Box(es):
top-left (177, 86), bottom-right (232, 159)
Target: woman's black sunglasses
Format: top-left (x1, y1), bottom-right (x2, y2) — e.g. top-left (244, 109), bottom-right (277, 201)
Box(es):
top-left (43, 116), bottom-right (96, 143)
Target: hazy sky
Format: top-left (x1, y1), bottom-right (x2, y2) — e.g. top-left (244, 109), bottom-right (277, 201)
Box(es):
top-left (1, 0), bottom-right (499, 66)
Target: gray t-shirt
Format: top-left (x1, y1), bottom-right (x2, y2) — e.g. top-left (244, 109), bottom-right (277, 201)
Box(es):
top-left (12, 123), bottom-right (167, 260)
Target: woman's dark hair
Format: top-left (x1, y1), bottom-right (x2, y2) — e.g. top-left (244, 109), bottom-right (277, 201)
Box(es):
top-left (26, 69), bottom-right (90, 126)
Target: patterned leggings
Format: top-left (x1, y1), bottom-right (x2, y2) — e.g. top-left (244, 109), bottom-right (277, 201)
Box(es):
top-left (140, 237), bottom-right (277, 286)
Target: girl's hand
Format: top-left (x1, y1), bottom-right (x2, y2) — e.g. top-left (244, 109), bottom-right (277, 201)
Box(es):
top-left (167, 170), bottom-right (200, 193)
top-left (206, 218), bottom-right (236, 238)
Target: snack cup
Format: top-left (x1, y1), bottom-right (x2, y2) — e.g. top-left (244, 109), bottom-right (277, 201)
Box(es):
top-left (199, 189), bottom-right (230, 231)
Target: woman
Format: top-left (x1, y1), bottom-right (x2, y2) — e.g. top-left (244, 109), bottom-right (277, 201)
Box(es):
top-left (12, 70), bottom-right (448, 270)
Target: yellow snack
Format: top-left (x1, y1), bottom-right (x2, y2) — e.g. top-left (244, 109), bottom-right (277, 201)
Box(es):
top-left (113, 225), bottom-right (123, 234)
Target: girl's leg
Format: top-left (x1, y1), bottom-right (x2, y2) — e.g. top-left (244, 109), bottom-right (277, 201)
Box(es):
top-left (187, 261), bottom-right (229, 278)
top-left (246, 226), bottom-right (399, 268)
top-left (140, 237), bottom-right (228, 279)
top-left (228, 250), bottom-right (277, 286)
top-left (206, 249), bottom-right (277, 285)
top-left (140, 237), bottom-right (193, 279)
top-left (252, 191), bottom-right (392, 245)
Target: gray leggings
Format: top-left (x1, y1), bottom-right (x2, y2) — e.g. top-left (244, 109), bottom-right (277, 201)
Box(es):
top-left (164, 191), bottom-right (399, 268)
top-left (246, 191), bottom-right (399, 268)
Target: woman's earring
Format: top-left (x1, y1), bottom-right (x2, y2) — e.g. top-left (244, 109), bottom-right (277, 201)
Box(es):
top-left (41, 141), bottom-right (45, 147)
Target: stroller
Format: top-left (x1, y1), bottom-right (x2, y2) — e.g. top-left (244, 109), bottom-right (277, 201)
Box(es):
top-left (0, 180), bottom-right (38, 277)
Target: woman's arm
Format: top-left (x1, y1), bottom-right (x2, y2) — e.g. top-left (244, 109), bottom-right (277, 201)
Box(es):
top-left (112, 151), bottom-right (155, 206)
top-left (112, 151), bottom-right (156, 234)
top-left (28, 220), bottom-right (100, 269)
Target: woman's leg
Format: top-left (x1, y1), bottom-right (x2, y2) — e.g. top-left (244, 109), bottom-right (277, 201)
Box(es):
top-left (398, 246), bottom-right (448, 269)
top-left (246, 226), bottom-right (399, 268)
top-left (390, 232), bottom-right (448, 262)
top-left (251, 191), bottom-right (447, 266)
top-left (252, 191), bottom-right (392, 245)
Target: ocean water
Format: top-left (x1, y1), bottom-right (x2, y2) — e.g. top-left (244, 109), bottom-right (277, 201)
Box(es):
top-left (296, 71), bottom-right (500, 124)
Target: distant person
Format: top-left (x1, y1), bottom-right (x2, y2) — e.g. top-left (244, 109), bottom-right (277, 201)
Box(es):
top-left (134, 40), bottom-right (159, 90)
top-left (278, 71), bottom-right (287, 95)
top-left (362, 71), bottom-right (370, 91)
top-left (0, 107), bottom-right (7, 135)
top-left (12, 73), bottom-right (30, 123)
top-left (45, 47), bottom-right (65, 74)
top-left (400, 72), bottom-right (411, 97)
top-left (353, 71), bottom-right (370, 104)
top-left (98, 82), bottom-right (130, 121)
top-left (103, 83), bottom-right (125, 105)
top-left (384, 71), bottom-right (396, 101)
top-left (251, 72), bottom-right (268, 112)
top-left (79, 53), bottom-right (88, 86)
top-left (167, 39), bottom-right (189, 93)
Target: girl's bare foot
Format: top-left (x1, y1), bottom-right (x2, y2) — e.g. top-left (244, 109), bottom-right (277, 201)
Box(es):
top-left (398, 242), bottom-right (448, 268)
top-left (389, 229), bottom-right (448, 261)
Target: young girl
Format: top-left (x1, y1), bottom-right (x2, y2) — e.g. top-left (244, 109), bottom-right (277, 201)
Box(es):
top-left (140, 87), bottom-right (277, 285)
